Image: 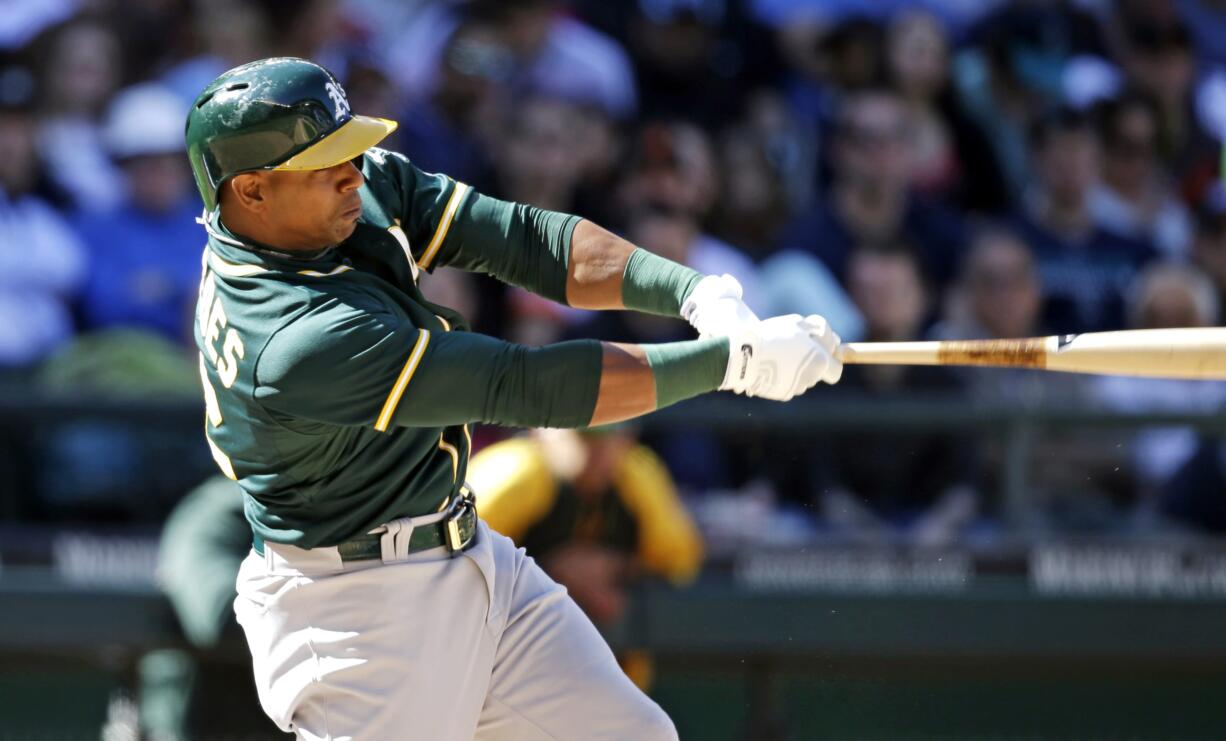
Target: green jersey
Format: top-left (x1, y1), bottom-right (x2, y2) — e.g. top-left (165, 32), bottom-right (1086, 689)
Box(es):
top-left (193, 148), bottom-right (604, 548)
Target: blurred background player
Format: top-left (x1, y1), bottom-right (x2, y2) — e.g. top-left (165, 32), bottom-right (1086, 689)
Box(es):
top-left (469, 425), bottom-right (703, 688)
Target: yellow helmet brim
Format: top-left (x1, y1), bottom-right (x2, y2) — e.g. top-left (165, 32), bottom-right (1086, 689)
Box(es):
top-left (273, 115), bottom-right (399, 171)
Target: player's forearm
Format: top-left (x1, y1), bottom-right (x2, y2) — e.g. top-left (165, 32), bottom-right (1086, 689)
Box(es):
top-left (565, 220), bottom-right (634, 309)
top-left (567, 219), bottom-right (704, 315)
top-left (589, 337), bottom-right (728, 426)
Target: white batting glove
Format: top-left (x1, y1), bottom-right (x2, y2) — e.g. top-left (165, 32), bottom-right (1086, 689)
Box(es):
top-left (681, 274), bottom-right (759, 338)
top-left (721, 314), bottom-right (843, 401)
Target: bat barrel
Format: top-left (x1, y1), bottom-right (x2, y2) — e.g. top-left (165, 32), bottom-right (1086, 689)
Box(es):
top-left (836, 329), bottom-right (1226, 380)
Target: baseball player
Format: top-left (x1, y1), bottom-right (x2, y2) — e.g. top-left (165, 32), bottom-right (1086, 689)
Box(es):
top-left (186, 57), bottom-right (841, 740)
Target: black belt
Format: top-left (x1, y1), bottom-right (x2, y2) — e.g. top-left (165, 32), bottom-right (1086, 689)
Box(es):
top-left (254, 491), bottom-right (478, 562)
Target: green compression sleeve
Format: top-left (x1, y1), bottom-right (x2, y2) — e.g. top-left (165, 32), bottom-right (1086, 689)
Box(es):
top-left (391, 333), bottom-right (605, 429)
top-left (622, 248), bottom-right (705, 317)
top-left (443, 195), bottom-right (579, 304)
top-left (643, 337), bottom-right (729, 409)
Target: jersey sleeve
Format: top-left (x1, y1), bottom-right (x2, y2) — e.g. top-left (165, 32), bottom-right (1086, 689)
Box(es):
top-left (365, 147), bottom-right (578, 304)
top-left (614, 446), bottom-right (704, 584)
top-left (253, 297), bottom-right (603, 430)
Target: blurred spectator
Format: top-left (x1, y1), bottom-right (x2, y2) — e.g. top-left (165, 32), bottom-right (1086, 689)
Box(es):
top-left (954, 0), bottom-right (1109, 203)
top-left (619, 121), bottom-right (720, 224)
top-left (752, 0), bottom-right (1001, 36)
top-left (886, 10), bottom-right (1010, 212)
top-left (470, 426), bottom-right (703, 687)
top-left (969, 0), bottom-right (1109, 100)
top-left (1113, 14), bottom-right (1218, 191)
top-left (163, 0), bottom-right (355, 110)
top-left (1192, 185), bottom-right (1226, 305)
top-left (338, 55), bottom-right (400, 120)
top-left (493, 95), bottom-right (587, 212)
top-left (31, 17), bottom-right (124, 211)
top-left (1090, 91), bottom-right (1193, 260)
top-left (0, 0), bottom-right (77, 50)
top-left (759, 248), bottom-right (866, 341)
top-left (1095, 264), bottom-right (1226, 494)
top-left (776, 88), bottom-right (967, 286)
top-left (937, 226), bottom-right (1043, 343)
top-left (71, 83), bottom-right (201, 343)
top-left (1013, 107), bottom-right (1156, 333)
top-left (0, 61), bottom-right (85, 371)
top-left (1176, 0), bottom-right (1226, 68)
top-left (111, 0), bottom-right (195, 83)
top-left (392, 0), bottom-right (637, 121)
top-left (255, 0), bottom-right (353, 63)
top-left (619, 123), bottom-right (763, 300)
top-left (712, 93), bottom-right (818, 253)
top-left (395, 17), bottom-right (505, 188)
top-left (571, 122), bottom-right (766, 344)
top-left (933, 226), bottom-right (1102, 529)
top-left (620, 0), bottom-right (779, 127)
top-left (160, 0), bottom-right (269, 106)
top-left (817, 247), bottom-right (977, 546)
top-left (932, 222), bottom-right (1087, 405)
top-left (773, 17), bottom-right (886, 134)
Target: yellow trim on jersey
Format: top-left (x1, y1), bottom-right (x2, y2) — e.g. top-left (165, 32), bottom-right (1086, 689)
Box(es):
top-left (204, 428), bottom-right (238, 480)
top-left (208, 251), bottom-right (268, 278)
top-left (298, 265), bottom-right (354, 277)
top-left (439, 433), bottom-right (460, 480)
top-left (418, 182), bottom-right (470, 270)
top-left (389, 220), bottom-right (419, 282)
top-left (374, 330), bottom-right (431, 432)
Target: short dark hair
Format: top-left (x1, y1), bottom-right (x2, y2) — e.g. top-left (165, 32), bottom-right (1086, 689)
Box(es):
top-left (849, 238), bottom-right (931, 288)
top-left (1028, 106), bottom-right (1094, 151)
top-left (1094, 91), bottom-right (1160, 147)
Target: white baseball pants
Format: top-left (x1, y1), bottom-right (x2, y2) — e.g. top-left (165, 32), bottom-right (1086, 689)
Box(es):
top-left (233, 519), bottom-right (678, 740)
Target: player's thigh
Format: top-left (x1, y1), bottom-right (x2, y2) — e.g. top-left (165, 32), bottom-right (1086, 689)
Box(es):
top-left (471, 528), bottom-right (677, 741)
top-left (236, 550), bottom-right (496, 739)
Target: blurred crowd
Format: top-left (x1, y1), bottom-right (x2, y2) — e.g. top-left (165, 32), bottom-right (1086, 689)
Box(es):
top-left (5, 0), bottom-right (1226, 545)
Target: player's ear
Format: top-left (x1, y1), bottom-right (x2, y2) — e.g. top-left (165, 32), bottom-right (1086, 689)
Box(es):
top-left (227, 173), bottom-right (267, 211)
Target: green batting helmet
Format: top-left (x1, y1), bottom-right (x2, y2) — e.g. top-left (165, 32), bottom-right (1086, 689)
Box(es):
top-left (185, 57), bottom-right (398, 211)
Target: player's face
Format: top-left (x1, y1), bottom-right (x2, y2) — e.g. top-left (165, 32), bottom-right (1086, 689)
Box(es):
top-left (262, 161), bottom-right (365, 248)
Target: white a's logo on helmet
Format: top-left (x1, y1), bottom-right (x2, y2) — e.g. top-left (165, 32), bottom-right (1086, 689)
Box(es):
top-left (324, 81), bottom-right (350, 119)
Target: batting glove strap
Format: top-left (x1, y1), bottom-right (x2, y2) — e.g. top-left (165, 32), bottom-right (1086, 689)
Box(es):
top-left (681, 274), bottom-right (759, 338)
top-left (721, 314), bottom-right (843, 401)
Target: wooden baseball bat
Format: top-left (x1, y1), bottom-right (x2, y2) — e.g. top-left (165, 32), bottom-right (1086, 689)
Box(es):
top-left (835, 328), bottom-right (1226, 380)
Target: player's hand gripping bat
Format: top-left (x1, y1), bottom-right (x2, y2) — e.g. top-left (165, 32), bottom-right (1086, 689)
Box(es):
top-left (835, 328), bottom-right (1226, 380)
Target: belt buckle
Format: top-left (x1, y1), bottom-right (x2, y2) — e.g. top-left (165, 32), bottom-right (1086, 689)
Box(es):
top-left (443, 490), bottom-right (476, 555)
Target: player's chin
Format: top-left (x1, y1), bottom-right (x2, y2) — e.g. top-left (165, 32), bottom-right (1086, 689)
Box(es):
top-left (334, 218), bottom-right (359, 242)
